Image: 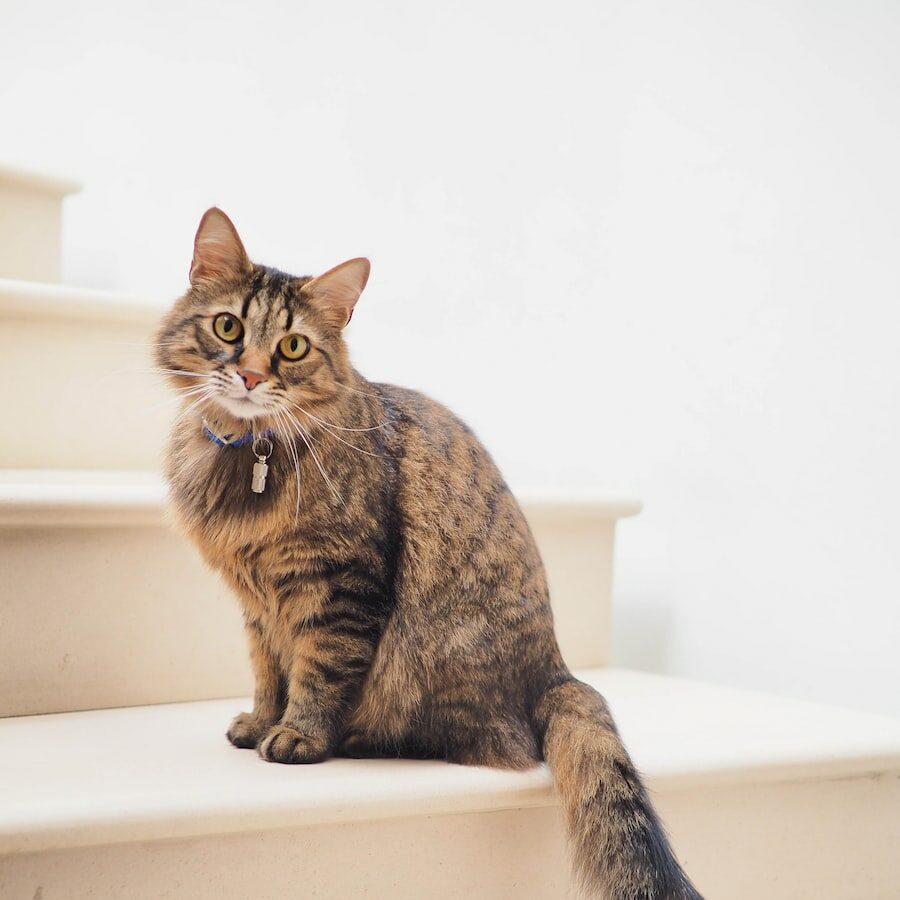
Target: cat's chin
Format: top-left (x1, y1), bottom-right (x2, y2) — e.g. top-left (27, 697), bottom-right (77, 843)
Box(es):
top-left (213, 395), bottom-right (270, 423)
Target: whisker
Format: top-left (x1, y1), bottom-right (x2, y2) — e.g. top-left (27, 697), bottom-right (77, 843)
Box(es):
top-left (103, 366), bottom-right (214, 381)
top-left (288, 399), bottom-right (389, 433)
top-left (272, 407), bottom-right (303, 522)
top-left (170, 390), bottom-right (216, 427)
top-left (167, 383), bottom-right (218, 395)
top-left (145, 384), bottom-right (213, 413)
top-left (151, 368), bottom-right (214, 379)
top-left (94, 339), bottom-right (172, 349)
top-left (326, 379), bottom-right (384, 401)
top-left (281, 408), bottom-right (343, 504)
top-left (291, 406), bottom-right (390, 459)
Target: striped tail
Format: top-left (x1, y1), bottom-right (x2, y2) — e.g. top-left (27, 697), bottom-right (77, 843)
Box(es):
top-left (534, 677), bottom-right (702, 899)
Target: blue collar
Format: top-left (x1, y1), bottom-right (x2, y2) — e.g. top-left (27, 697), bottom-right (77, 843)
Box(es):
top-left (202, 420), bottom-right (274, 449)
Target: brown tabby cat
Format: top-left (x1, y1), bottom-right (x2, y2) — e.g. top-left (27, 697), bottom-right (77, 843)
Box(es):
top-left (155, 208), bottom-right (701, 899)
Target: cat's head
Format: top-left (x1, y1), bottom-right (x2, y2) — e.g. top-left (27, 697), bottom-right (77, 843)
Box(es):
top-left (155, 208), bottom-right (369, 428)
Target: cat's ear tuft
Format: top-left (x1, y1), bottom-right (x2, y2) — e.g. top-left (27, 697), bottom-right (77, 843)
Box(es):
top-left (190, 208), bottom-right (251, 284)
top-left (302, 257), bottom-right (371, 328)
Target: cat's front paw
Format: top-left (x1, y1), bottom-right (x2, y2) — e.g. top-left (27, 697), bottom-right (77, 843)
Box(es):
top-left (257, 725), bottom-right (329, 764)
top-left (226, 712), bottom-right (270, 749)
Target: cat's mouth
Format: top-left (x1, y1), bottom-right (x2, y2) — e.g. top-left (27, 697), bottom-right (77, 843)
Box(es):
top-left (215, 393), bottom-right (270, 420)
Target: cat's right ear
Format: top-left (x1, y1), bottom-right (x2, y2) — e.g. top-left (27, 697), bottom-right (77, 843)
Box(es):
top-left (189, 208), bottom-right (251, 284)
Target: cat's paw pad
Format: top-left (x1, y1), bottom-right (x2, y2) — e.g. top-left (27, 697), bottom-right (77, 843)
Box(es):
top-left (257, 725), bottom-right (329, 764)
top-left (226, 712), bottom-right (269, 749)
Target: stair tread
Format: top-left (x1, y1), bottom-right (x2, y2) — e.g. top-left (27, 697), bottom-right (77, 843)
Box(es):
top-left (2, 668), bottom-right (898, 855)
top-left (0, 469), bottom-right (642, 526)
top-left (0, 163), bottom-right (80, 195)
top-left (0, 277), bottom-right (161, 323)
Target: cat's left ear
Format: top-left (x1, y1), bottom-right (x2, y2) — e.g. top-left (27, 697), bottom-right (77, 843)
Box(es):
top-left (301, 258), bottom-right (370, 328)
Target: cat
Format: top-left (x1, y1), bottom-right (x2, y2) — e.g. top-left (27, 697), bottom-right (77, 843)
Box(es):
top-left (155, 208), bottom-right (701, 899)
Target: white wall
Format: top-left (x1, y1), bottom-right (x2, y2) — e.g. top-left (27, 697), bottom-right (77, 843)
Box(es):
top-left (2, 1), bottom-right (898, 716)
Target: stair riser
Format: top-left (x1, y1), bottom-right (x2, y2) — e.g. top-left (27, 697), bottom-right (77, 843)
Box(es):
top-left (0, 513), bottom-right (617, 717)
top-left (0, 775), bottom-right (894, 899)
top-left (0, 168), bottom-right (77, 283)
top-left (0, 316), bottom-right (167, 469)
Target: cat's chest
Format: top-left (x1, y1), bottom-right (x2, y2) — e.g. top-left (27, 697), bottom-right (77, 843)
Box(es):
top-left (167, 429), bottom-right (387, 632)
top-left (220, 540), bottom-right (329, 632)
top-left (170, 435), bottom-right (335, 537)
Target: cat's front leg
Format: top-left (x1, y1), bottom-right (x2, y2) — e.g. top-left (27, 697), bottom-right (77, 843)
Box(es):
top-left (227, 621), bottom-right (283, 749)
top-left (258, 600), bottom-right (382, 764)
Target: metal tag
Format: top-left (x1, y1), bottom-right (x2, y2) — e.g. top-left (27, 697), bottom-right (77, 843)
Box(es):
top-left (251, 458), bottom-right (269, 494)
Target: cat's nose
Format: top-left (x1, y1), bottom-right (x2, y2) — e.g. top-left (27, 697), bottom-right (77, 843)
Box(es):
top-left (237, 368), bottom-right (267, 391)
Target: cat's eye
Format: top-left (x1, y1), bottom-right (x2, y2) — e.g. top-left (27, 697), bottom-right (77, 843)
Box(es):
top-left (213, 313), bottom-right (243, 343)
top-left (278, 333), bottom-right (311, 360)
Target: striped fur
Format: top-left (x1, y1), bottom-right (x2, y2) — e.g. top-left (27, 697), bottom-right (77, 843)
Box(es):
top-left (155, 209), bottom-right (701, 897)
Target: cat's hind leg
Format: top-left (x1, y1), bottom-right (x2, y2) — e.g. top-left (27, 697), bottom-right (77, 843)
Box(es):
top-left (426, 701), bottom-right (542, 770)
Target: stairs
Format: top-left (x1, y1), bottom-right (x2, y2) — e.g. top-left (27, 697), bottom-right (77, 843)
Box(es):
top-left (0, 470), bottom-right (635, 717)
top-left (1, 166), bottom-right (899, 899)
top-left (0, 278), bottom-right (166, 469)
top-left (0, 164), bottom-right (78, 283)
top-left (2, 669), bottom-right (898, 900)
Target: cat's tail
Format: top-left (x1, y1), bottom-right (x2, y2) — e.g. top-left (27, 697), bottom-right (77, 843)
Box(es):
top-left (533, 675), bottom-right (702, 899)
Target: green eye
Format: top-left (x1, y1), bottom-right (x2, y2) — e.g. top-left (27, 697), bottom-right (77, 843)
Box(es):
top-left (213, 313), bottom-right (243, 343)
top-left (279, 333), bottom-right (311, 360)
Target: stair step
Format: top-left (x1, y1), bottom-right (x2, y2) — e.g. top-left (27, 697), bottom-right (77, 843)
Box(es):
top-left (0, 166), bottom-right (79, 282)
top-left (0, 470), bottom-right (640, 716)
top-left (1, 668), bottom-right (897, 899)
top-left (0, 278), bottom-right (168, 469)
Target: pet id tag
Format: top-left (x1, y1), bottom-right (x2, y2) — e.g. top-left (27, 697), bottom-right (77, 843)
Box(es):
top-left (251, 437), bottom-right (273, 494)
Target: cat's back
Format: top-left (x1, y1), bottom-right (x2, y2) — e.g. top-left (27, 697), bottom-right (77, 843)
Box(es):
top-left (375, 382), bottom-right (476, 446)
top-left (372, 380), bottom-right (543, 592)
top-left (349, 380), bottom-right (556, 761)
top-left (375, 381), bottom-right (513, 514)
top-left (375, 381), bottom-right (501, 475)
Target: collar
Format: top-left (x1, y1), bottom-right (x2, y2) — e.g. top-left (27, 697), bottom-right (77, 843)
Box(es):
top-left (202, 418), bottom-right (274, 449)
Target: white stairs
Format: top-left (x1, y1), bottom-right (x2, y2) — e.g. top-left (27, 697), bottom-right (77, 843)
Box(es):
top-left (1, 166), bottom-right (898, 899)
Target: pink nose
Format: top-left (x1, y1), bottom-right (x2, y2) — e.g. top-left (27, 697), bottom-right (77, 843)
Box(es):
top-left (237, 368), bottom-right (267, 390)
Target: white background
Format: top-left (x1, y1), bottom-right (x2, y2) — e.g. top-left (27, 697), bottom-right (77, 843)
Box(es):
top-left (2, 1), bottom-right (898, 715)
